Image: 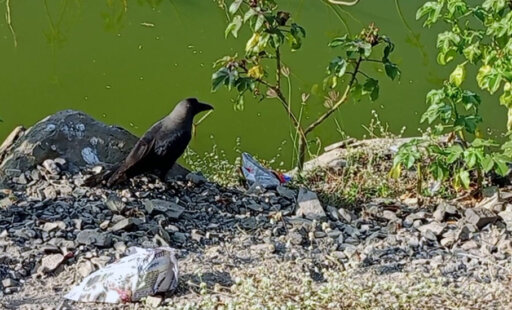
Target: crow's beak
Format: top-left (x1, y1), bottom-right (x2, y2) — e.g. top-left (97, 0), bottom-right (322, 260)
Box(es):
top-left (198, 102), bottom-right (214, 112)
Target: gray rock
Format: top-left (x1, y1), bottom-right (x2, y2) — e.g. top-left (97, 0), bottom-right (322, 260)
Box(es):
top-left (2, 278), bottom-right (18, 288)
top-left (498, 210), bottom-right (512, 231)
top-left (145, 296), bottom-right (163, 308)
top-left (382, 210), bottom-right (398, 221)
top-left (106, 194), bottom-right (126, 214)
top-left (465, 208), bottom-right (498, 229)
top-left (418, 221), bottom-right (446, 237)
top-left (338, 208), bottom-right (354, 223)
top-left (110, 218), bottom-right (140, 232)
top-left (40, 254), bottom-right (65, 273)
top-left (296, 188), bottom-right (326, 220)
top-left (433, 202), bottom-right (458, 222)
top-left (144, 199), bottom-right (185, 219)
top-left (326, 206), bottom-right (340, 221)
top-left (404, 211), bottom-right (427, 227)
top-left (276, 185), bottom-right (296, 200)
top-left (186, 172), bottom-right (207, 185)
top-left (0, 110), bottom-right (189, 184)
top-left (42, 221), bottom-right (66, 232)
top-left (76, 230), bottom-right (112, 247)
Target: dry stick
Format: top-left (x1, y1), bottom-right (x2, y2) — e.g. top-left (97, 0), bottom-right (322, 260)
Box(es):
top-left (5, 0), bottom-right (17, 47)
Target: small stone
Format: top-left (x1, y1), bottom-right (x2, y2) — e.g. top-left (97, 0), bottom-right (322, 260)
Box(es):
top-left (250, 243), bottom-right (275, 254)
top-left (145, 295), bottom-right (163, 308)
top-left (41, 254), bottom-right (65, 273)
top-left (0, 197), bottom-right (13, 208)
top-left (276, 185), bottom-right (296, 200)
top-left (191, 230), bottom-right (203, 242)
top-left (498, 210), bottom-right (512, 231)
top-left (42, 221), bottom-right (66, 232)
top-left (461, 240), bottom-right (479, 250)
top-left (288, 231), bottom-right (303, 245)
top-left (314, 231), bottom-right (327, 238)
top-left (172, 232), bottom-right (187, 244)
top-left (382, 210), bottom-right (398, 221)
top-left (440, 235), bottom-right (456, 247)
top-left (114, 241), bottom-right (127, 253)
top-left (404, 211), bottom-right (427, 227)
top-left (338, 208), bottom-right (354, 223)
top-left (186, 172), bottom-right (207, 185)
top-left (42, 159), bottom-right (60, 175)
top-left (144, 199), bottom-right (185, 219)
top-left (77, 261), bottom-right (94, 278)
top-left (106, 194), bottom-right (126, 213)
top-left (76, 230), bottom-right (112, 247)
top-left (296, 188), bottom-right (326, 220)
top-left (418, 221), bottom-right (445, 237)
top-left (326, 206), bottom-right (340, 221)
top-left (2, 278), bottom-right (18, 288)
top-left (110, 218), bottom-right (140, 232)
top-left (465, 208), bottom-right (498, 229)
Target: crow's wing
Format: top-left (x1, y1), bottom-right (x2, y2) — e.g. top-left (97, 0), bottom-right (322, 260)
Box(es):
top-left (154, 129), bottom-right (191, 157)
top-left (107, 123), bottom-right (161, 186)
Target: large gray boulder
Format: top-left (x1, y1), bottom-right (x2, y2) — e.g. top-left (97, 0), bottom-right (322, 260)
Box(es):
top-left (0, 110), bottom-right (187, 184)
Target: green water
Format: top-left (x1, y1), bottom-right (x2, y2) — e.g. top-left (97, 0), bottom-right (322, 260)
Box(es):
top-left (0, 0), bottom-right (507, 167)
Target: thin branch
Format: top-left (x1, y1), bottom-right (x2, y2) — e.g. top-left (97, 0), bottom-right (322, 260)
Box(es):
top-left (328, 0), bottom-right (360, 6)
top-left (304, 57), bottom-right (362, 135)
top-left (5, 0), bottom-right (17, 47)
top-left (364, 58), bottom-right (385, 63)
top-left (358, 71), bottom-right (371, 78)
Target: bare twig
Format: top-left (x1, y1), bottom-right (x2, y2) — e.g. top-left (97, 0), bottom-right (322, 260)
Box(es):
top-left (304, 57), bottom-right (362, 135)
top-left (328, 0), bottom-right (360, 6)
top-left (5, 0), bottom-right (17, 47)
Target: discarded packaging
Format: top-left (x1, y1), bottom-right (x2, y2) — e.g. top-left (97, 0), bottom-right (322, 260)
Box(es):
top-left (64, 247), bottom-right (178, 303)
top-left (241, 152), bottom-right (290, 189)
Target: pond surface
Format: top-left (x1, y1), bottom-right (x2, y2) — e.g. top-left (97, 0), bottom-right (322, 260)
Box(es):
top-left (0, 0), bottom-right (506, 168)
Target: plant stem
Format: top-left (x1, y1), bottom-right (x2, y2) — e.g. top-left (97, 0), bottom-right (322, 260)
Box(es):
top-left (304, 57), bottom-right (362, 135)
top-left (5, 0), bottom-right (17, 47)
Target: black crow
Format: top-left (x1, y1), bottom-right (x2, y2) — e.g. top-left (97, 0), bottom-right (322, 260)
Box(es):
top-left (102, 98), bottom-right (213, 187)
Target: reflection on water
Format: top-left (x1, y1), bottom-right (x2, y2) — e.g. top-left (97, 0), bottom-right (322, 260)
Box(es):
top-left (0, 0), bottom-right (507, 166)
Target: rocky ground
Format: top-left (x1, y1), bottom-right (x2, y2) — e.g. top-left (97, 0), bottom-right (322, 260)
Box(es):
top-left (0, 158), bottom-right (512, 309)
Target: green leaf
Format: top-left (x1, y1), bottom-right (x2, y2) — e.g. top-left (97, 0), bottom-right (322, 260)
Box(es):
top-left (446, 144), bottom-right (464, 163)
top-left (463, 43), bottom-right (482, 63)
top-left (482, 154), bottom-right (494, 173)
top-left (458, 170), bottom-right (470, 189)
top-left (363, 78), bottom-right (379, 101)
top-left (254, 14), bottom-right (265, 31)
top-left (229, 0), bottom-right (243, 15)
top-left (244, 9), bottom-right (257, 22)
top-left (482, 0), bottom-right (507, 12)
top-left (328, 35), bottom-right (348, 48)
top-left (327, 57), bottom-right (347, 77)
top-left (416, 1), bottom-right (444, 27)
top-left (385, 63), bottom-right (400, 81)
top-left (212, 67), bottom-right (230, 91)
top-left (449, 62), bottom-right (466, 87)
top-left (461, 90), bottom-right (481, 109)
top-left (211, 67), bottom-right (238, 91)
top-left (493, 154), bottom-right (510, 176)
top-left (225, 15), bottom-right (243, 38)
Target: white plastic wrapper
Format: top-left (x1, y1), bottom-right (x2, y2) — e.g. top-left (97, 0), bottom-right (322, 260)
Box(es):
top-left (241, 152), bottom-right (282, 189)
top-left (64, 247), bottom-right (179, 303)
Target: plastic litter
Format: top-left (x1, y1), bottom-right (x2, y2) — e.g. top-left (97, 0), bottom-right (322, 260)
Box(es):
top-left (64, 247), bottom-right (178, 303)
top-left (241, 152), bottom-right (291, 189)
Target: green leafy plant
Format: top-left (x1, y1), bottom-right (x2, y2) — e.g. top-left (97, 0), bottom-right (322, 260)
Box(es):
top-left (391, 0), bottom-right (512, 195)
top-left (212, 0), bottom-right (399, 171)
